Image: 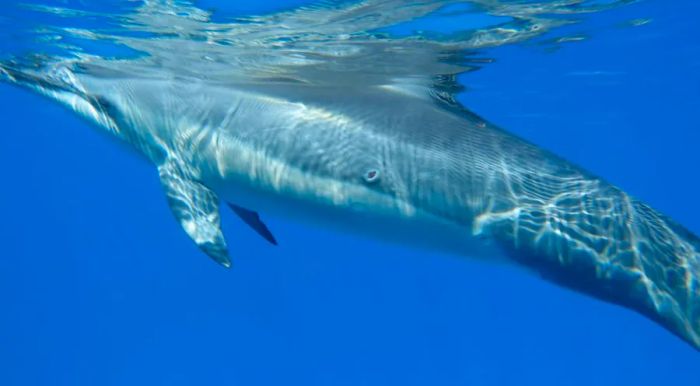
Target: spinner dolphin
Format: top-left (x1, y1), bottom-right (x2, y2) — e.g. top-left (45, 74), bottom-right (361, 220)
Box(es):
top-left (1, 0), bottom-right (698, 350)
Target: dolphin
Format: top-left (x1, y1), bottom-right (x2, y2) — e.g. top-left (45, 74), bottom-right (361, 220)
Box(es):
top-left (1, 0), bottom-right (698, 351)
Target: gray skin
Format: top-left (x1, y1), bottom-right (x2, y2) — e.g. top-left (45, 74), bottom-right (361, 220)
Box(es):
top-left (3, 65), bottom-right (700, 350)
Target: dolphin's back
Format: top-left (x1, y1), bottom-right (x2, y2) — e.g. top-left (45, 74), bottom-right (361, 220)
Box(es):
top-left (429, 102), bottom-right (700, 349)
top-left (309, 85), bottom-right (700, 349)
top-left (206, 83), bottom-right (700, 349)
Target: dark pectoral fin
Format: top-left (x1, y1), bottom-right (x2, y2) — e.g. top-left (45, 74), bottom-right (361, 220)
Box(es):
top-left (228, 203), bottom-right (278, 246)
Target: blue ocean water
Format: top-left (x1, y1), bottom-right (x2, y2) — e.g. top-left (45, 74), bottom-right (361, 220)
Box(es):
top-left (0, 0), bottom-right (698, 385)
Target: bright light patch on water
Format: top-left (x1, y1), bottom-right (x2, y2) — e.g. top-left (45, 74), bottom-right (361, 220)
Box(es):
top-left (0, 0), bottom-right (645, 111)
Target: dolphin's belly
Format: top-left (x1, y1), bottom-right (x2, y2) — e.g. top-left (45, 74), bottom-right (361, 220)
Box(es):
top-left (213, 174), bottom-right (503, 260)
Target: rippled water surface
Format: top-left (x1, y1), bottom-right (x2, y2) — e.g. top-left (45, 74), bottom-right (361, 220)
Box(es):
top-left (0, 1), bottom-right (698, 385)
top-left (0, 0), bottom-right (651, 93)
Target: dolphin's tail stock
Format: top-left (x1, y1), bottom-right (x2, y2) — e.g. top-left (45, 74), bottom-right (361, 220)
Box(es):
top-left (620, 200), bottom-right (700, 350)
top-left (479, 163), bottom-right (700, 350)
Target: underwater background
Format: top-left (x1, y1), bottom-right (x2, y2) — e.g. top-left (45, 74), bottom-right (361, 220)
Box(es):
top-left (0, 0), bottom-right (698, 385)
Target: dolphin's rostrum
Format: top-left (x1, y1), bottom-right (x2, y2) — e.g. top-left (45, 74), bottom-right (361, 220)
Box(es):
top-left (1, 0), bottom-right (698, 350)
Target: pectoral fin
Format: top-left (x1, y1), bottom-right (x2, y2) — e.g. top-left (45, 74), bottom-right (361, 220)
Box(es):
top-left (228, 203), bottom-right (278, 246)
top-left (158, 161), bottom-right (231, 268)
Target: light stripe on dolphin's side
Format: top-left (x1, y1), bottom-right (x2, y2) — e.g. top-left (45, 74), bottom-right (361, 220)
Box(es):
top-left (1, 0), bottom-right (698, 351)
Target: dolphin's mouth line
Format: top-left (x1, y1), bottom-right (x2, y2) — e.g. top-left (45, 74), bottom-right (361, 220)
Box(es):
top-left (1, 62), bottom-right (122, 138)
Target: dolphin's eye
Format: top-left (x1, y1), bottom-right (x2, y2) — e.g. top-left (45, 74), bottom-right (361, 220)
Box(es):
top-left (364, 169), bottom-right (380, 183)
